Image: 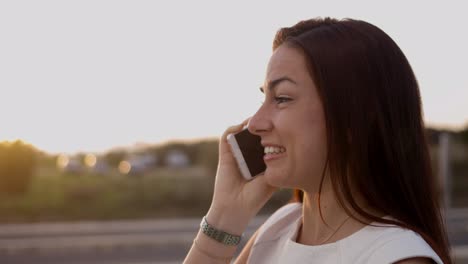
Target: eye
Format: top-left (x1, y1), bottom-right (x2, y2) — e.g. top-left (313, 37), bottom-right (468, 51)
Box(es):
top-left (275, 96), bottom-right (292, 104)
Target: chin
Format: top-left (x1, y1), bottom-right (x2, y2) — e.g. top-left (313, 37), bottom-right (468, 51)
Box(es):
top-left (263, 169), bottom-right (290, 188)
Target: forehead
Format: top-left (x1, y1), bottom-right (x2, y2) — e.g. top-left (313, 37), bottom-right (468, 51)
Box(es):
top-left (266, 45), bottom-right (309, 80)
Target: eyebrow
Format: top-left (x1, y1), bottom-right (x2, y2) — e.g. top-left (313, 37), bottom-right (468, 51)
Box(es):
top-left (259, 76), bottom-right (297, 93)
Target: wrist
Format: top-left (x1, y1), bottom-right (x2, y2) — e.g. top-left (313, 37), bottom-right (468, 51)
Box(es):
top-left (205, 207), bottom-right (251, 236)
top-left (200, 216), bottom-right (242, 246)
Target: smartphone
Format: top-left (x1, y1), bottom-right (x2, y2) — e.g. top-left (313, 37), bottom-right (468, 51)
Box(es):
top-left (227, 128), bottom-right (266, 180)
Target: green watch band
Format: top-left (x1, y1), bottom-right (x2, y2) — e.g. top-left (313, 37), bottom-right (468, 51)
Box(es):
top-left (200, 216), bottom-right (242, 246)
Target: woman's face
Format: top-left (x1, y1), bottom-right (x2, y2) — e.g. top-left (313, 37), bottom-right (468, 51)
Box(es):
top-left (248, 44), bottom-right (328, 192)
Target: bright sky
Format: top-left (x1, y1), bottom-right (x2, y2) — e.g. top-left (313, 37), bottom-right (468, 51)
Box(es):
top-left (1, 1), bottom-right (467, 154)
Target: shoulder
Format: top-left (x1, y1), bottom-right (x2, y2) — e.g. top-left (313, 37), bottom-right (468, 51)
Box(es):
top-left (264, 202), bottom-right (301, 223)
top-left (253, 202), bottom-right (302, 244)
top-left (362, 225), bottom-right (443, 264)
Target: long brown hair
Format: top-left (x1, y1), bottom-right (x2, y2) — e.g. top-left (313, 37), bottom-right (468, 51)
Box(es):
top-left (274, 17), bottom-right (451, 263)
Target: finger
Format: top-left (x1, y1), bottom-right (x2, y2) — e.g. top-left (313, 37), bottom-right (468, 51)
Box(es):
top-left (241, 117), bottom-right (251, 128)
top-left (221, 123), bottom-right (244, 142)
top-left (221, 117), bottom-right (251, 142)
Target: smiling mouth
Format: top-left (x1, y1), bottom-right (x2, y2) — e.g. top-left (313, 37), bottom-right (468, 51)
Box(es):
top-left (263, 146), bottom-right (286, 162)
top-left (264, 146), bottom-right (286, 154)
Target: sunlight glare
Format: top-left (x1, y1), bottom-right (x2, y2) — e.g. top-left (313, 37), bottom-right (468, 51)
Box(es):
top-left (118, 161), bottom-right (131, 174)
top-left (56, 154), bottom-right (69, 169)
top-left (84, 154), bottom-right (97, 167)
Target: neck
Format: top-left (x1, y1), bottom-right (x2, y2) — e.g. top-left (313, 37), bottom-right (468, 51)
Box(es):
top-left (298, 189), bottom-right (353, 245)
top-left (296, 177), bottom-right (384, 246)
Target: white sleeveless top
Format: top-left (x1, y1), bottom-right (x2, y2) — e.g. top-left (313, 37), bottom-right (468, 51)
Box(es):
top-left (248, 203), bottom-right (443, 264)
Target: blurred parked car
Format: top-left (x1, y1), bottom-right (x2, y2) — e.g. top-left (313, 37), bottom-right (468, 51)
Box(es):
top-left (56, 154), bottom-right (84, 174)
top-left (118, 154), bottom-right (157, 175)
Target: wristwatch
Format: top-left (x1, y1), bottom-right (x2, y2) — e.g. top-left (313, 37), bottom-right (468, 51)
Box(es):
top-left (200, 216), bottom-right (242, 246)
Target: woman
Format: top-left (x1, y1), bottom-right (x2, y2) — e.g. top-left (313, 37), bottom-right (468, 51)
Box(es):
top-left (183, 17), bottom-right (452, 263)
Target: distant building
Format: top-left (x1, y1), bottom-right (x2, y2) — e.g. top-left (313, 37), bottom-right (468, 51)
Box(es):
top-left (165, 149), bottom-right (190, 168)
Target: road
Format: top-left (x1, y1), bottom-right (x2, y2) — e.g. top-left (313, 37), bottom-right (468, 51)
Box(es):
top-left (0, 216), bottom-right (265, 264)
top-left (0, 209), bottom-right (467, 264)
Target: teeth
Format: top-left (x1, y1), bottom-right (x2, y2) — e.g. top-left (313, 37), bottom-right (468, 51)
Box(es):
top-left (264, 146), bottom-right (285, 154)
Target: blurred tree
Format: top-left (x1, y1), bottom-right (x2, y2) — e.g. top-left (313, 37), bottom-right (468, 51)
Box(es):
top-left (459, 124), bottom-right (468, 145)
top-left (0, 140), bottom-right (37, 195)
top-left (103, 149), bottom-right (127, 167)
top-left (37, 152), bottom-right (56, 168)
top-left (192, 139), bottom-right (219, 176)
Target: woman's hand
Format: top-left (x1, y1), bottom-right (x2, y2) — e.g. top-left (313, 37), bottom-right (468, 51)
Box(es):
top-left (206, 119), bottom-right (277, 234)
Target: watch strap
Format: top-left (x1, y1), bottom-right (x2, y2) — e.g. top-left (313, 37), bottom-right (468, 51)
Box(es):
top-left (200, 216), bottom-right (242, 246)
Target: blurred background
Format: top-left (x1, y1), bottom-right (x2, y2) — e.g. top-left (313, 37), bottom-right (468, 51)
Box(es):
top-left (0, 0), bottom-right (467, 263)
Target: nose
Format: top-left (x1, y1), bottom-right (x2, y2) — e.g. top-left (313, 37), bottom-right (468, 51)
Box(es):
top-left (247, 104), bottom-right (273, 136)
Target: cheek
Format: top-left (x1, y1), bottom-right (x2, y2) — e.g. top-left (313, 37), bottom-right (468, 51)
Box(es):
top-left (269, 106), bottom-right (327, 187)
top-left (292, 120), bottom-right (328, 186)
